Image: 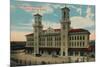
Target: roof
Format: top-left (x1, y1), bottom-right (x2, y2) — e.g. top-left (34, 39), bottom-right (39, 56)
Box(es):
top-left (52, 28), bottom-right (89, 33)
top-left (25, 28), bottom-right (90, 36)
top-left (41, 29), bottom-right (61, 32)
top-left (69, 29), bottom-right (90, 33)
top-left (61, 7), bottom-right (70, 11)
top-left (25, 33), bottom-right (33, 36)
top-left (54, 29), bottom-right (61, 32)
top-left (34, 13), bottom-right (42, 17)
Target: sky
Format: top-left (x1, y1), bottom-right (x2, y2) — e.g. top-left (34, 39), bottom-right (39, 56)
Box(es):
top-left (10, 0), bottom-right (95, 41)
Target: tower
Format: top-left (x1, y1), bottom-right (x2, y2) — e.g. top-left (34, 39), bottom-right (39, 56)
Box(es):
top-left (33, 13), bottom-right (43, 55)
top-left (60, 6), bottom-right (71, 56)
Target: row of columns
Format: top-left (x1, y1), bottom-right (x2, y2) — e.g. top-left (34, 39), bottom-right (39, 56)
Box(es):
top-left (39, 50), bottom-right (59, 56)
top-left (69, 51), bottom-right (87, 56)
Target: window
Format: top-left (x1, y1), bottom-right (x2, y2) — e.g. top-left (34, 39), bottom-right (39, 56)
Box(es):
top-left (77, 42), bottom-right (79, 47)
top-left (63, 25), bottom-right (66, 29)
top-left (55, 41), bottom-right (56, 46)
top-left (83, 36), bottom-right (85, 40)
top-left (57, 42), bottom-right (59, 47)
top-left (70, 36), bottom-right (71, 40)
top-left (69, 51), bottom-right (73, 56)
top-left (77, 36), bottom-right (79, 40)
top-left (72, 42), bottom-right (73, 47)
top-left (80, 36), bottom-right (82, 40)
top-left (74, 42), bottom-right (76, 47)
top-left (63, 35), bottom-right (65, 39)
top-left (72, 36), bottom-right (74, 40)
top-left (80, 42), bottom-right (81, 47)
top-left (59, 37), bottom-right (60, 41)
top-left (80, 51), bottom-right (84, 56)
top-left (75, 36), bottom-right (76, 40)
top-left (55, 37), bottom-right (56, 40)
top-left (51, 37), bottom-right (52, 41)
top-left (83, 42), bottom-right (85, 47)
top-left (63, 51), bottom-right (65, 56)
top-left (69, 42), bottom-right (71, 47)
top-left (73, 36), bottom-right (75, 40)
top-left (75, 51), bottom-right (78, 56)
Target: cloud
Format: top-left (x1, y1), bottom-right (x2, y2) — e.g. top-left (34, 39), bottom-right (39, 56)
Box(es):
top-left (68, 5), bottom-right (76, 9)
top-left (86, 6), bottom-right (94, 19)
top-left (34, 4), bottom-right (54, 15)
top-left (11, 21), bottom-right (33, 31)
top-left (70, 15), bottom-right (95, 40)
top-left (11, 25), bottom-right (32, 31)
top-left (77, 6), bottom-right (82, 16)
top-left (50, 4), bottom-right (64, 9)
top-left (42, 20), bottom-right (61, 30)
top-left (68, 5), bottom-right (82, 16)
top-left (11, 20), bottom-right (61, 41)
top-left (70, 5), bottom-right (95, 32)
top-left (84, 24), bottom-right (95, 33)
top-left (70, 16), bottom-right (95, 29)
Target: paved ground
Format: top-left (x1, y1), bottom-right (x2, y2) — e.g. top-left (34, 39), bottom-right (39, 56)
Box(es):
top-left (11, 53), bottom-right (70, 66)
top-left (11, 53), bottom-right (95, 66)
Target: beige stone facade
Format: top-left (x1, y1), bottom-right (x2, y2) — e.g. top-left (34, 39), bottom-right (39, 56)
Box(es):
top-left (25, 6), bottom-right (90, 58)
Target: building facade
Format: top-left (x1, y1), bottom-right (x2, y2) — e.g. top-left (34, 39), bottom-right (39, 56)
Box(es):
top-left (25, 6), bottom-right (90, 58)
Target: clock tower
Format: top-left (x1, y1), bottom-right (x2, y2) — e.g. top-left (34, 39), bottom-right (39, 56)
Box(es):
top-left (60, 6), bottom-right (71, 56)
top-left (33, 13), bottom-right (43, 55)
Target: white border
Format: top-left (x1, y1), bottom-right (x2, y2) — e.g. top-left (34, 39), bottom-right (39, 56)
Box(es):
top-left (0, 0), bottom-right (99, 67)
top-left (21, 0), bottom-right (95, 5)
top-left (0, 0), bottom-right (10, 67)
